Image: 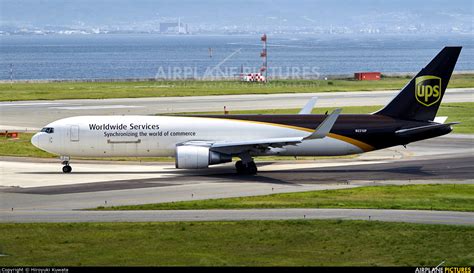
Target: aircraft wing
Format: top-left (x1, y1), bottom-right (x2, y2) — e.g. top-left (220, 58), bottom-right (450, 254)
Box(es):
top-left (212, 137), bottom-right (303, 148)
top-left (179, 137), bottom-right (302, 155)
top-left (182, 137), bottom-right (302, 149)
top-left (180, 109), bottom-right (341, 154)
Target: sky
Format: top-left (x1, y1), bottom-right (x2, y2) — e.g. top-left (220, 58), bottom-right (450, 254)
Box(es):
top-left (0, 0), bottom-right (472, 33)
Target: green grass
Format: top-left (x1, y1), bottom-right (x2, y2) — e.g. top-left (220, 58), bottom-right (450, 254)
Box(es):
top-left (0, 220), bottom-right (472, 266)
top-left (437, 103), bottom-right (474, 134)
top-left (1, 74), bottom-right (473, 101)
top-left (97, 184), bottom-right (474, 212)
top-left (0, 132), bottom-right (55, 158)
top-left (1, 102), bottom-right (472, 159)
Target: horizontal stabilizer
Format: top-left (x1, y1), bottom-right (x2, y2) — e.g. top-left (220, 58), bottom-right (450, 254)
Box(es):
top-left (433, 116), bottom-right (448, 124)
top-left (395, 122), bottom-right (459, 136)
top-left (299, 97), bottom-right (318, 114)
top-left (304, 108), bottom-right (341, 140)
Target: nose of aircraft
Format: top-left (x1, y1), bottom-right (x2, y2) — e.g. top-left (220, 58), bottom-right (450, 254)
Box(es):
top-left (31, 133), bottom-right (41, 149)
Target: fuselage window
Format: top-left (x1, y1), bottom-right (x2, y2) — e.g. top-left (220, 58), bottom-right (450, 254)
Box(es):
top-left (41, 127), bottom-right (54, 134)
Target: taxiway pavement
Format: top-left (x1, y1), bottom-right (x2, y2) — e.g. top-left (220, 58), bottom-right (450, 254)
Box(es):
top-left (0, 134), bottom-right (472, 225)
top-left (2, 209), bottom-right (473, 226)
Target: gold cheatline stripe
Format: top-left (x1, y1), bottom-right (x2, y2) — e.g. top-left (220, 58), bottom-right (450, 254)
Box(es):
top-left (190, 116), bottom-right (375, 152)
top-left (327, 133), bottom-right (374, 152)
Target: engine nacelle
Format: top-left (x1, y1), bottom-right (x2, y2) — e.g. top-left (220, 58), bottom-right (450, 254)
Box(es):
top-left (175, 145), bottom-right (232, 169)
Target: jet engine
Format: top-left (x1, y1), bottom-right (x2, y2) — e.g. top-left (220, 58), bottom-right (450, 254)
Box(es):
top-left (175, 145), bottom-right (232, 169)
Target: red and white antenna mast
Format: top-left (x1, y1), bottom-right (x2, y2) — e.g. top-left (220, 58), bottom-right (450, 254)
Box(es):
top-left (260, 33), bottom-right (267, 83)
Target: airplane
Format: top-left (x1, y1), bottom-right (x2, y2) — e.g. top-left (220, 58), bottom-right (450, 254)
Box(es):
top-left (31, 46), bottom-right (461, 174)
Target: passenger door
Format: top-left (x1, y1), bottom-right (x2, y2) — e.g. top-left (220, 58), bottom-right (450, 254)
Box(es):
top-left (70, 125), bottom-right (79, 142)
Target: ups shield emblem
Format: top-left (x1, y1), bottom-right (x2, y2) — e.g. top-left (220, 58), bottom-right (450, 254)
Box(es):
top-left (415, 75), bottom-right (442, 107)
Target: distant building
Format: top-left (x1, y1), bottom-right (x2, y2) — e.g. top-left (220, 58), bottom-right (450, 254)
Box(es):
top-left (159, 20), bottom-right (189, 34)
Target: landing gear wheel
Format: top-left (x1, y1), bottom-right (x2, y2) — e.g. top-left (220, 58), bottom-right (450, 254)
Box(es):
top-left (235, 160), bottom-right (257, 175)
top-left (235, 161), bottom-right (245, 174)
top-left (247, 161), bottom-right (257, 175)
top-left (62, 165), bottom-right (72, 173)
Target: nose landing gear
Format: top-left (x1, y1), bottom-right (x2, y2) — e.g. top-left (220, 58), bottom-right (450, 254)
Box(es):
top-left (60, 156), bottom-right (72, 173)
top-left (62, 163), bottom-right (72, 173)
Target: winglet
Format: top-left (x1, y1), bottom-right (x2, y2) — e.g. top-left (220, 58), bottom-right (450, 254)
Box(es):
top-left (298, 97), bottom-right (318, 114)
top-left (304, 108), bottom-right (342, 140)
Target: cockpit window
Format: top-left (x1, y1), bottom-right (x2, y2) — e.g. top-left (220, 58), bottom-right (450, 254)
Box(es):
top-left (41, 127), bottom-right (54, 134)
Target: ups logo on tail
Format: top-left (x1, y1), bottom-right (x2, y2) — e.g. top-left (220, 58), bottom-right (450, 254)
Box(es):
top-left (415, 75), bottom-right (442, 107)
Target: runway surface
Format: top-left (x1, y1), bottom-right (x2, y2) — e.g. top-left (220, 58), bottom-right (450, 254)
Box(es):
top-left (1, 134), bottom-right (473, 224)
top-left (1, 88), bottom-right (472, 130)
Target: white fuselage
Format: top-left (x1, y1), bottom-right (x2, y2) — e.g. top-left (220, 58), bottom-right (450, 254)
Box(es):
top-left (31, 115), bottom-right (365, 158)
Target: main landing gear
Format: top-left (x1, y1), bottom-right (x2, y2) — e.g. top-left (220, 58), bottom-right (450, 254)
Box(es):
top-left (235, 152), bottom-right (257, 175)
top-left (235, 160), bottom-right (257, 175)
top-left (60, 156), bottom-right (72, 173)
